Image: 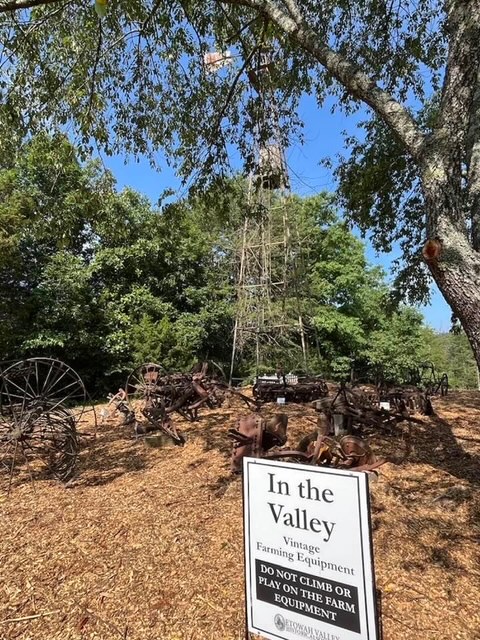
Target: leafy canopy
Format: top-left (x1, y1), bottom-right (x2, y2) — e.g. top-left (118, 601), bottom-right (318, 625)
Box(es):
top-left (0, 133), bottom-right (454, 390)
top-left (0, 0), bottom-right (451, 299)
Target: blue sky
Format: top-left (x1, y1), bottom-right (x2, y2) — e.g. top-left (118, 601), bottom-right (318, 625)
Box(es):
top-left (102, 93), bottom-right (451, 332)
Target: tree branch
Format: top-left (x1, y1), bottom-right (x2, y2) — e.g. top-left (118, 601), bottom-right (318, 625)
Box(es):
top-left (220, 0), bottom-right (426, 159)
top-left (0, 0), bottom-right (61, 13)
top-left (86, 21), bottom-right (103, 124)
top-left (428, 0), bottom-right (480, 182)
top-left (216, 45), bottom-right (257, 126)
top-left (282, 0), bottom-right (303, 23)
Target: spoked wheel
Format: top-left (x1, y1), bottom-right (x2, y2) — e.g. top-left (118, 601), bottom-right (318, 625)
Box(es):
top-left (0, 358), bottom-right (92, 488)
top-left (0, 358), bottom-right (88, 419)
top-left (0, 402), bottom-right (79, 489)
top-left (125, 363), bottom-right (165, 403)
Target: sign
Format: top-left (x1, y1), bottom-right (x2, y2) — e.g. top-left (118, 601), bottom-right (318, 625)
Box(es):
top-left (277, 397), bottom-right (286, 405)
top-left (243, 458), bottom-right (379, 640)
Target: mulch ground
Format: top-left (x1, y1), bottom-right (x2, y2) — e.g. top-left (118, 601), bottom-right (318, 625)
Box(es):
top-left (0, 391), bottom-right (479, 640)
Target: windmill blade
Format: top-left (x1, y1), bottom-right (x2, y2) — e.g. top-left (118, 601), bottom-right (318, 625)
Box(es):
top-left (203, 50), bottom-right (234, 73)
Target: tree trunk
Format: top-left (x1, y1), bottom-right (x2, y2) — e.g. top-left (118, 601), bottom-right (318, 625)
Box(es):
top-left (424, 213), bottom-right (480, 368)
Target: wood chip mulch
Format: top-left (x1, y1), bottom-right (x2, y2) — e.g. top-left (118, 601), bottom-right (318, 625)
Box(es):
top-left (0, 391), bottom-right (479, 640)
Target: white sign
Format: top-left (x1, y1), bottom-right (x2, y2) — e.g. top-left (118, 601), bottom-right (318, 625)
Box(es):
top-left (243, 458), bottom-right (379, 640)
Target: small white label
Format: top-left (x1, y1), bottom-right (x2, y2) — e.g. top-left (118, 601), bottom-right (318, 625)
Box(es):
top-left (277, 397), bottom-right (286, 405)
top-left (379, 402), bottom-right (390, 411)
top-left (333, 414), bottom-right (348, 436)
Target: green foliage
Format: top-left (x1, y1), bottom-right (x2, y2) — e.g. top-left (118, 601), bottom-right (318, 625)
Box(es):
top-left (0, 0), bottom-right (463, 309)
top-left (364, 307), bottom-right (427, 383)
top-left (0, 134), bottom-right (236, 389)
top-left (0, 133), bottom-right (455, 392)
top-left (0, 1), bottom-right (445, 186)
top-left (421, 329), bottom-right (479, 389)
top-left (286, 195), bottom-right (387, 378)
top-left (334, 103), bottom-right (438, 303)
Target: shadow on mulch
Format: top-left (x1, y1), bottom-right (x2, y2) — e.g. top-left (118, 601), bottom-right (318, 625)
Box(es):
top-left (203, 473), bottom-right (239, 497)
top-left (72, 392), bottom-right (480, 500)
top-left (168, 397), bottom-right (480, 495)
top-left (408, 414), bottom-right (480, 486)
top-left (67, 422), bottom-right (153, 488)
top-left (438, 390), bottom-right (480, 410)
top-left (187, 412), bottom-right (235, 457)
top-left (8, 391), bottom-right (478, 496)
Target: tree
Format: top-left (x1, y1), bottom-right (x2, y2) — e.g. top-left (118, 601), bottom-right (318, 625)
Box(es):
top-left (0, 133), bottom-right (241, 387)
top-left (2, 0), bottom-right (479, 366)
top-left (421, 328), bottom-right (479, 388)
top-left (1, 133), bottom-right (432, 389)
top-left (259, 194), bottom-right (429, 380)
top-left (366, 307), bottom-right (428, 384)
top-left (0, 132), bottom-right (111, 373)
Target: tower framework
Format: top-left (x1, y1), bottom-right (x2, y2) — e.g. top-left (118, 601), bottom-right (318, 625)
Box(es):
top-left (229, 48), bottom-right (308, 380)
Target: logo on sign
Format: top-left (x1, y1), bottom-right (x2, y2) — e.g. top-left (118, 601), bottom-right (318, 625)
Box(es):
top-left (274, 614), bottom-right (286, 631)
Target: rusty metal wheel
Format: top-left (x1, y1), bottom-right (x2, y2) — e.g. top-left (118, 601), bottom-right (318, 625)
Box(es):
top-left (0, 358), bottom-right (88, 412)
top-left (0, 404), bottom-right (78, 488)
top-left (125, 363), bottom-right (165, 403)
top-left (0, 358), bottom-right (93, 489)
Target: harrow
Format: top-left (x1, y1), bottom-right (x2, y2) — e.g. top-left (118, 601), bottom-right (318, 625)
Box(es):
top-left (253, 373), bottom-right (328, 404)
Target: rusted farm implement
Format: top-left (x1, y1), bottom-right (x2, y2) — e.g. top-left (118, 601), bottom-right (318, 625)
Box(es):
top-left (229, 381), bottom-right (427, 474)
top-left (253, 373), bottom-right (328, 403)
top-left (229, 412), bottom-right (382, 474)
top-left (409, 361), bottom-right (449, 397)
top-left (353, 361), bottom-right (448, 401)
top-left (0, 358), bottom-right (96, 488)
top-left (109, 362), bottom-right (258, 444)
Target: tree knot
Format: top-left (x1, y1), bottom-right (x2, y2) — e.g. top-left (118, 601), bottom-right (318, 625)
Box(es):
top-left (422, 237), bottom-right (443, 262)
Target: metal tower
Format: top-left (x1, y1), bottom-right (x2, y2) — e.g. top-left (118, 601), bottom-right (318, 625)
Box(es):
top-left (229, 47), bottom-right (308, 381)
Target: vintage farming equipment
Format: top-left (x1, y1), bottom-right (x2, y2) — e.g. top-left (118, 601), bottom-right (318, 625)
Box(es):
top-left (124, 363), bottom-right (186, 444)
top-left (113, 362), bottom-right (258, 444)
top-left (229, 412), bottom-right (383, 474)
top-left (352, 361), bottom-right (448, 400)
top-left (408, 361), bottom-right (449, 397)
top-left (0, 358), bottom-right (95, 488)
top-left (381, 385), bottom-right (434, 415)
top-left (312, 383), bottom-right (431, 436)
top-left (229, 379), bottom-right (425, 473)
top-left (253, 373), bottom-right (328, 404)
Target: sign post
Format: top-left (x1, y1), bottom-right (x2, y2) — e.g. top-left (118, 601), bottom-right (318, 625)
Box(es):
top-left (243, 458), bottom-right (379, 640)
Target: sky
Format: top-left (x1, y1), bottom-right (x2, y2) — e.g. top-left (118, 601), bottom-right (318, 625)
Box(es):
top-left (101, 93), bottom-right (452, 332)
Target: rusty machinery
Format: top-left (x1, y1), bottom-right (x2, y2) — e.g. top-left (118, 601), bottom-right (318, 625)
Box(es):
top-left (317, 382), bottom-right (434, 432)
top-left (229, 381), bottom-right (429, 474)
top-left (408, 361), bottom-right (449, 397)
top-left (229, 413), bottom-right (382, 474)
top-left (108, 361), bottom-right (258, 444)
top-left (0, 358), bottom-right (96, 489)
top-left (352, 361), bottom-right (448, 403)
top-left (253, 373), bottom-right (329, 404)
